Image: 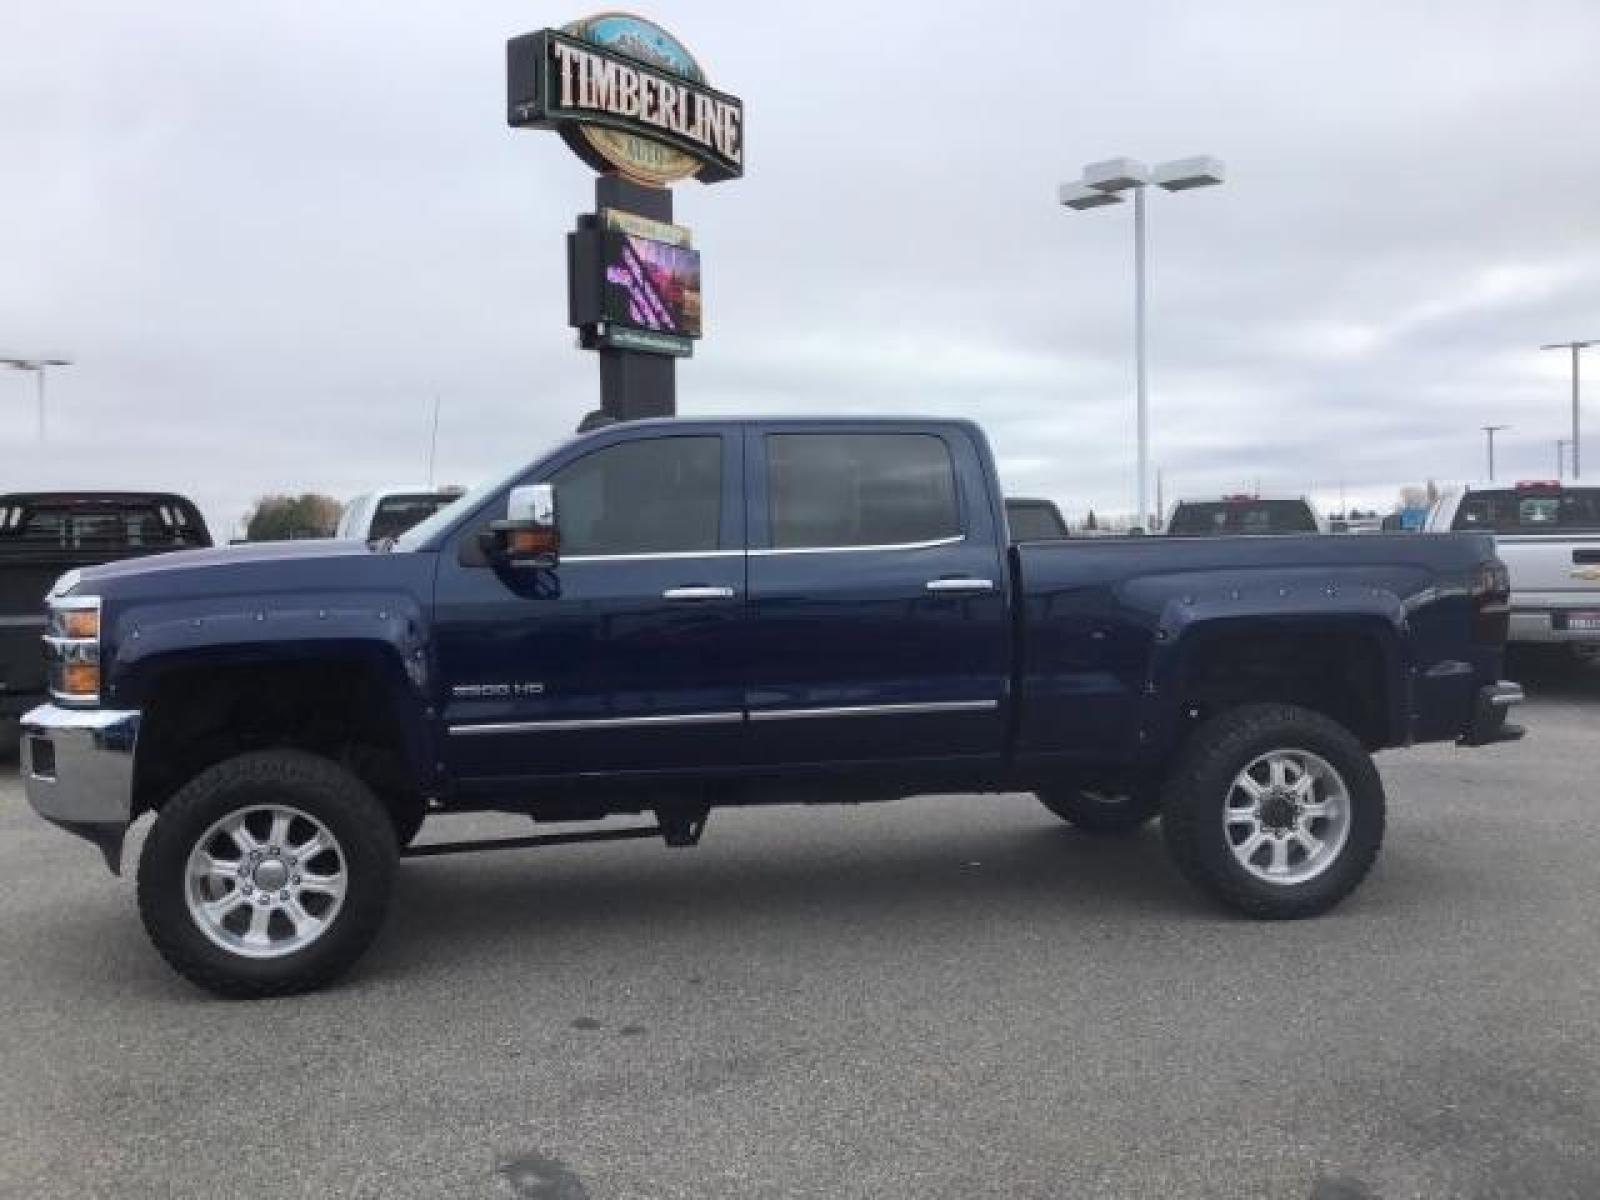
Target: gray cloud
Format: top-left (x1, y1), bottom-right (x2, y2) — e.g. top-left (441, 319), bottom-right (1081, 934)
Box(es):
top-left (3, 0), bottom-right (1598, 534)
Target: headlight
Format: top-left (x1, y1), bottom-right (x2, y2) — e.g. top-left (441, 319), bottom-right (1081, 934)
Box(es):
top-left (46, 595), bottom-right (102, 706)
top-left (52, 606), bottom-right (100, 640)
top-left (57, 659), bottom-right (101, 699)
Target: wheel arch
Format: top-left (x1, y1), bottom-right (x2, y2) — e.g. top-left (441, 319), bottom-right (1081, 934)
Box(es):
top-left (1151, 613), bottom-right (1408, 761)
top-left (126, 640), bottom-right (434, 828)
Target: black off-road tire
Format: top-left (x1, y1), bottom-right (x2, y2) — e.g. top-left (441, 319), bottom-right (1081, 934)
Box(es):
top-left (1161, 704), bottom-right (1385, 919)
top-left (1036, 786), bottom-right (1160, 835)
top-left (137, 750), bottom-right (398, 998)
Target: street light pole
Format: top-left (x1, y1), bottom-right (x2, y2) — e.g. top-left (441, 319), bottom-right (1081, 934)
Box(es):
top-left (1541, 340), bottom-right (1596, 479)
top-left (1558, 438), bottom-right (1570, 480)
top-left (1, 356), bottom-right (73, 443)
top-left (1133, 185), bottom-right (1147, 529)
top-left (426, 395), bottom-right (442, 488)
top-left (1482, 424), bottom-right (1509, 481)
top-left (1060, 156), bottom-right (1224, 531)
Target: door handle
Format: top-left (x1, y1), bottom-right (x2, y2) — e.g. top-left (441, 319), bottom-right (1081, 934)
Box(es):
top-left (662, 586), bottom-right (736, 601)
top-left (925, 577), bottom-right (995, 593)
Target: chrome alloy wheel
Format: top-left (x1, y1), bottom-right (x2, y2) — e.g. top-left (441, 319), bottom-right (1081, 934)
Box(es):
top-left (184, 805), bottom-right (347, 958)
top-left (1222, 748), bottom-right (1352, 885)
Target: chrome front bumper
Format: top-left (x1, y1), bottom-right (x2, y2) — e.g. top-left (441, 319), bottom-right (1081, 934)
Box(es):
top-left (19, 704), bottom-right (141, 873)
top-left (1459, 681), bottom-right (1525, 747)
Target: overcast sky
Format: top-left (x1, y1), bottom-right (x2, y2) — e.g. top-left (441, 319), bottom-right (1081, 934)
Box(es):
top-left (4, 0), bottom-right (1599, 534)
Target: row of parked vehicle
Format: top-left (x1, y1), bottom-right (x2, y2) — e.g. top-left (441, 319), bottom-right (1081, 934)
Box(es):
top-left (1010, 482), bottom-right (1600, 662)
top-left (1007, 493), bottom-right (1383, 539)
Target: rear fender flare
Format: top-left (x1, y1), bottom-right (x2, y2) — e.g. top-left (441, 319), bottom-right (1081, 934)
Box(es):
top-left (1145, 591), bottom-right (1409, 756)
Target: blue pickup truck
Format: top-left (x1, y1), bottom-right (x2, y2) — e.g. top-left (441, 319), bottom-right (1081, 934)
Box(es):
top-left (20, 417), bottom-right (1523, 996)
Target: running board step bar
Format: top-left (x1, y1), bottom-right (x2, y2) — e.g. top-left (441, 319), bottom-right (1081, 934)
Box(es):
top-left (403, 824), bottom-right (664, 858)
top-left (402, 805), bottom-right (711, 858)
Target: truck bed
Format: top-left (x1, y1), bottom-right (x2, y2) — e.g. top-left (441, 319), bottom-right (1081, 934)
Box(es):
top-left (1011, 531), bottom-right (1498, 760)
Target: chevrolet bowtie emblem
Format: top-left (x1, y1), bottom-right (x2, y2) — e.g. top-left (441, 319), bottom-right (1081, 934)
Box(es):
top-left (1572, 566), bottom-right (1600, 581)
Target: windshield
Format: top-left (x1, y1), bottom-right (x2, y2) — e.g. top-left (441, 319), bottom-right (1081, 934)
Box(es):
top-left (1168, 500), bottom-right (1319, 536)
top-left (1451, 487), bottom-right (1600, 533)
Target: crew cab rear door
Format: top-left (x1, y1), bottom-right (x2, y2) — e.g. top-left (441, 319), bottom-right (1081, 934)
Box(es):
top-left (434, 425), bottom-right (746, 781)
top-left (740, 424), bottom-right (1010, 767)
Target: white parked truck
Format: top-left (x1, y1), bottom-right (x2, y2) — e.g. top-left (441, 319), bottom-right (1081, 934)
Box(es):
top-left (335, 487), bottom-right (465, 544)
top-left (1428, 480), bottom-right (1600, 657)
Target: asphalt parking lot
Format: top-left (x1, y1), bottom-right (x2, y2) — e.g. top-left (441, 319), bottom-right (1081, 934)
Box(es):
top-left (2, 653), bottom-right (1596, 1200)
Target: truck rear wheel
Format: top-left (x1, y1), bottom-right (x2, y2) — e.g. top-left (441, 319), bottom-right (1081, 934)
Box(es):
top-left (137, 750), bottom-right (398, 998)
top-left (1036, 787), bottom-right (1159, 834)
top-left (1161, 704), bottom-right (1385, 919)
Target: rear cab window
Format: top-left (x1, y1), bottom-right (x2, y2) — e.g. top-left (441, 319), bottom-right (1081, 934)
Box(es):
top-left (1451, 487), bottom-right (1600, 532)
top-left (1168, 500), bottom-right (1319, 536)
top-left (368, 494), bottom-right (459, 541)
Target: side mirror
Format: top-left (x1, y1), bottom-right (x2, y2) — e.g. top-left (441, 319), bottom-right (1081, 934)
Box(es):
top-left (487, 483), bottom-right (559, 568)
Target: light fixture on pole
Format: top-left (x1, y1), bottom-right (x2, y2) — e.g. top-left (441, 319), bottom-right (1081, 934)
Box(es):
top-left (1541, 340), bottom-right (1595, 479)
top-left (1, 355), bottom-right (73, 443)
top-left (1059, 156), bottom-right (1224, 531)
top-left (1482, 424), bottom-right (1509, 481)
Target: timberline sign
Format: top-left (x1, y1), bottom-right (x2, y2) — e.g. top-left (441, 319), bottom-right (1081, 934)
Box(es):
top-left (507, 15), bottom-right (743, 186)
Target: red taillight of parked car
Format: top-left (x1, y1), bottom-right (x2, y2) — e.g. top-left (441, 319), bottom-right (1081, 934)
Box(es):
top-left (1471, 559), bottom-right (1511, 643)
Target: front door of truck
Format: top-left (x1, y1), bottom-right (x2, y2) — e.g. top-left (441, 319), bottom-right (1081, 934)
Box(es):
top-left (741, 425), bottom-right (1011, 768)
top-left (433, 426), bottom-right (745, 785)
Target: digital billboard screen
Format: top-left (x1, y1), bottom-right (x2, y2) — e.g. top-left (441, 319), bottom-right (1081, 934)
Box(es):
top-left (602, 231), bottom-right (702, 339)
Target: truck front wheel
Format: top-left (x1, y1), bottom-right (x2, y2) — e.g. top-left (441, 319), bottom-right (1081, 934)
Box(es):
top-left (1161, 704), bottom-right (1385, 919)
top-left (137, 750), bottom-right (399, 998)
top-left (1036, 787), bottom-right (1159, 834)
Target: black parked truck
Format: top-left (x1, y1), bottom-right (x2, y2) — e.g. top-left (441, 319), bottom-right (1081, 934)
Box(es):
top-left (0, 493), bottom-right (210, 754)
top-left (1004, 496), bottom-right (1070, 541)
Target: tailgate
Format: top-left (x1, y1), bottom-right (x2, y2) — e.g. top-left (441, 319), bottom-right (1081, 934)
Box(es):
top-left (1496, 536), bottom-right (1600, 599)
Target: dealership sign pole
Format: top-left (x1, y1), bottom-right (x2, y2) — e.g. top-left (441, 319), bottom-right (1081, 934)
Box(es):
top-left (507, 15), bottom-right (743, 423)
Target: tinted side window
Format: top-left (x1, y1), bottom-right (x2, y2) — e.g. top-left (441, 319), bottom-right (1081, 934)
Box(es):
top-left (551, 436), bottom-right (722, 556)
top-left (767, 433), bottom-right (960, 549)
